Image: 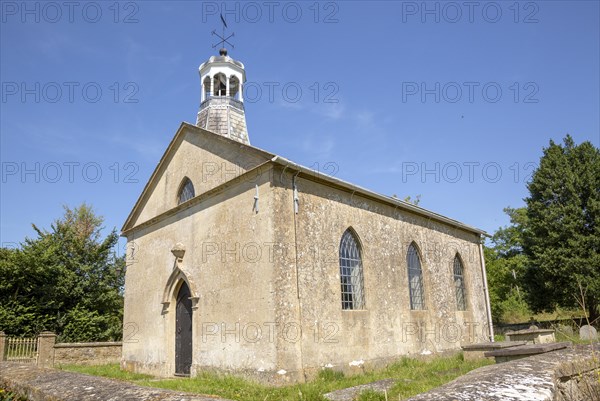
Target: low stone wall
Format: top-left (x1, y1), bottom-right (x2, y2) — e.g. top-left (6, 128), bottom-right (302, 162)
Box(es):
top-left (53, 342), bottom-right (122, 366)
top-left (0, 363), bottom-right (232, 401)
top-left (494, 318), bottom-right (586, 335)
top-left (2, 346), bottom-right (599, 401)
top-left (1, 331), bottom-right (123, 367)
top-left (406, 344), bottom-right (600, 401)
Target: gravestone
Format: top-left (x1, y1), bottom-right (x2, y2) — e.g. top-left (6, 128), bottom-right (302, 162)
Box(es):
top-left (556, 324), bottom-right (574, 336)
top-left (484, 342), bottom-right (571, 363)
top-left (461, 341), bottom-right (526, 361)
top-left (579, 325), bottom-right (598, 340)
top-left (505, 328), bottom-right (555, 344)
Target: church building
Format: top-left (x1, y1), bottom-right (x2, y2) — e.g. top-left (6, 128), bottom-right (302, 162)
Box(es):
top-left (121, 46), bottom-right (493, 383)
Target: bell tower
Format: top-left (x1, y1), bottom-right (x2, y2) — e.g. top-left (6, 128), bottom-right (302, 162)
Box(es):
top-left (196, 45), bottom-right (249, 145)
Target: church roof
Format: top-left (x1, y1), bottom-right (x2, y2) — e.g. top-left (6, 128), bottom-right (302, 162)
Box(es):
top-left (121, 122), bottom-right (487, 236)
top-left (268, 155), bottom-right (487, 236)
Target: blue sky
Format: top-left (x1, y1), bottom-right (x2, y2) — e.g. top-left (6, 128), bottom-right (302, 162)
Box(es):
top-left (1, 0), bottom-right (599, 252)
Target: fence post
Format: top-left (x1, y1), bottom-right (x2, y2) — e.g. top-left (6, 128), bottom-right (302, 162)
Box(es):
top-left (37, 331), bottom-right (57, 368)
top-left (0, 331), bottom-right (6, 361)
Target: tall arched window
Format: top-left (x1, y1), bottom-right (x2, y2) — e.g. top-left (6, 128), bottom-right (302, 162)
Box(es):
top-left (177, 177), bottom-right (195, 205)
top-left (339, 229), bottom-right (365, 310)
top-left (407, 243), bottom-right (425, 310)
top-left (453, 255), bottom-right (467, 310)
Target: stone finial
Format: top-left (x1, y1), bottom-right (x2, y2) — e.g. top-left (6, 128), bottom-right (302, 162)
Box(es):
top-left (171, 243), bottom-right (186, 261)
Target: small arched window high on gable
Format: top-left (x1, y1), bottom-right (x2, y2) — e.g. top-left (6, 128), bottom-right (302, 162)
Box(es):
top-left (339, 229), bottom-right (365, 310)
top-left (453, 254), bottom-right (467, 311)
top-left (177, 177), bottom-right (195, 205)
top-left (407, 243), bottom-right (425, 310)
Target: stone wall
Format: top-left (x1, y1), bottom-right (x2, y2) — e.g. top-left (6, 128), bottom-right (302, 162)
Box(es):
top-left (405, 344), bottom-right (600, 401)
top-left (127, 124), bottom-right (272, 227)
top-left (122, 165), bottom-right (280, 379)
top-left (2, 346), bottom-right (598, 401)
top-left (121, 125), bottom-right (492, 383)
top-left (0, 332), bottom-right (122, 368)
top-left (0, 363), bottom-right (230, 401)
top-left (274, 167), bottom-right (490, 379)
top-left (53, 342), bottom-right (122, 366)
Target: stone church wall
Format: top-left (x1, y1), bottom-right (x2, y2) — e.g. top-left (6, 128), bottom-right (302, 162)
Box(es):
top-left (131, 126), bottom-right (270, 227)
top-left (122, 158), bottom-right (490, 383)
top-left (122, 163), bottom-right (280, 377)
top-left (271, 167), bottom-right (489, 379)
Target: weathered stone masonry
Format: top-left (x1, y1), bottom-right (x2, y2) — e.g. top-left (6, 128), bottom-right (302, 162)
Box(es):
top-left (120, 123), bottom-right (492, 383)
top-left (120, 47), bottom-right (493, 383)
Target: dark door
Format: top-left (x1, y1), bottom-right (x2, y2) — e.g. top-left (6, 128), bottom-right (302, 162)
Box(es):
top-left (175, 282), bottom-right (192, 375)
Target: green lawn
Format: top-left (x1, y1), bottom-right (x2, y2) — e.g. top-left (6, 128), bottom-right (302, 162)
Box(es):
top-left (60, 354), bottom-right (492, 401)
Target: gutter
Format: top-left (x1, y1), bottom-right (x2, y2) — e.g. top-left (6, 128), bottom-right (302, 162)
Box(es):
top-left (291, 172), bottom-right (305, 379)
top-left (479, 242), bottom-right (495, 342)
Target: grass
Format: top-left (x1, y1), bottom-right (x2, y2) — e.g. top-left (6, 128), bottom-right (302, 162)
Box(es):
top-left (552, 324), bottom-right (600, 345)
top-left (57, 363), bottom-right (154, 381)
top-left (498, 307), bottom-right (587, 325)
top-left (0, 388), bottom-right (29, 401)
top-left (532, 308), bottom-right (587, 323)
top-left (59, 354), bottom-right (492, 401)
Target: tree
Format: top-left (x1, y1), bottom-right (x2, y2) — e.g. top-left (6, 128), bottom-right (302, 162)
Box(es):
top-left (485, 207), bottom-right (532, 323)
top-left (523, 135), bottom-right (600, 322)
top-left (0, 204), bottom-right (125, 341)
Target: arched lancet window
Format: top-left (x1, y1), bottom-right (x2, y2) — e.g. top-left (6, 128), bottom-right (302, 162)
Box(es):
top-left (407, 243), bottom-right (425, 310)
top-left (203, 76), bottom-right (211, 99)
top-left (453, 255), bottom-right (467, 310)
top-left (177, 177), bottom-right (195, 205)
top-left (213, 73), bottom-right (227, 96)
top-left (339, 229), bottom-right (365, 310)
top-left (230, 76), bottom-right (240, 100)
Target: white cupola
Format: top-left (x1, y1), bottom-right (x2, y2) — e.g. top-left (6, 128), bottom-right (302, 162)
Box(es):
top-left (196, 48), bottom-right (249, 144)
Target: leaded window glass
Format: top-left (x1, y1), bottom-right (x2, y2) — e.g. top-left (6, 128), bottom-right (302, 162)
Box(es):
top-left (177, 178), bottom-right (195, 205)
top-left (339, 229), bottom-right (365, 310)
top-left (407, 243), bottom-right (425, 310)
top-left (454, 255), bottom-right (467, 311)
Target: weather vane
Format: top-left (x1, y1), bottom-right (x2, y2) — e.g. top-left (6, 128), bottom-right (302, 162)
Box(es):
top-left (212, 13), bottom-right (234, 53)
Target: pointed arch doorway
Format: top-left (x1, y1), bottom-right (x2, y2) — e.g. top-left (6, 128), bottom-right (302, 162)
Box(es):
top-left (175, 281), bottom-right (192, 375)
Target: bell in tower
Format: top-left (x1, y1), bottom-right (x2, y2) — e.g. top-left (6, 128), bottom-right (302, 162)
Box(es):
top-left (196, 47), bottom-right (249, 145)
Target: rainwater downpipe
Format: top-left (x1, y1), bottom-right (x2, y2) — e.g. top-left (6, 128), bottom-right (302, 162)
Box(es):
top-left (479, 241), bottom-right (494, 342)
